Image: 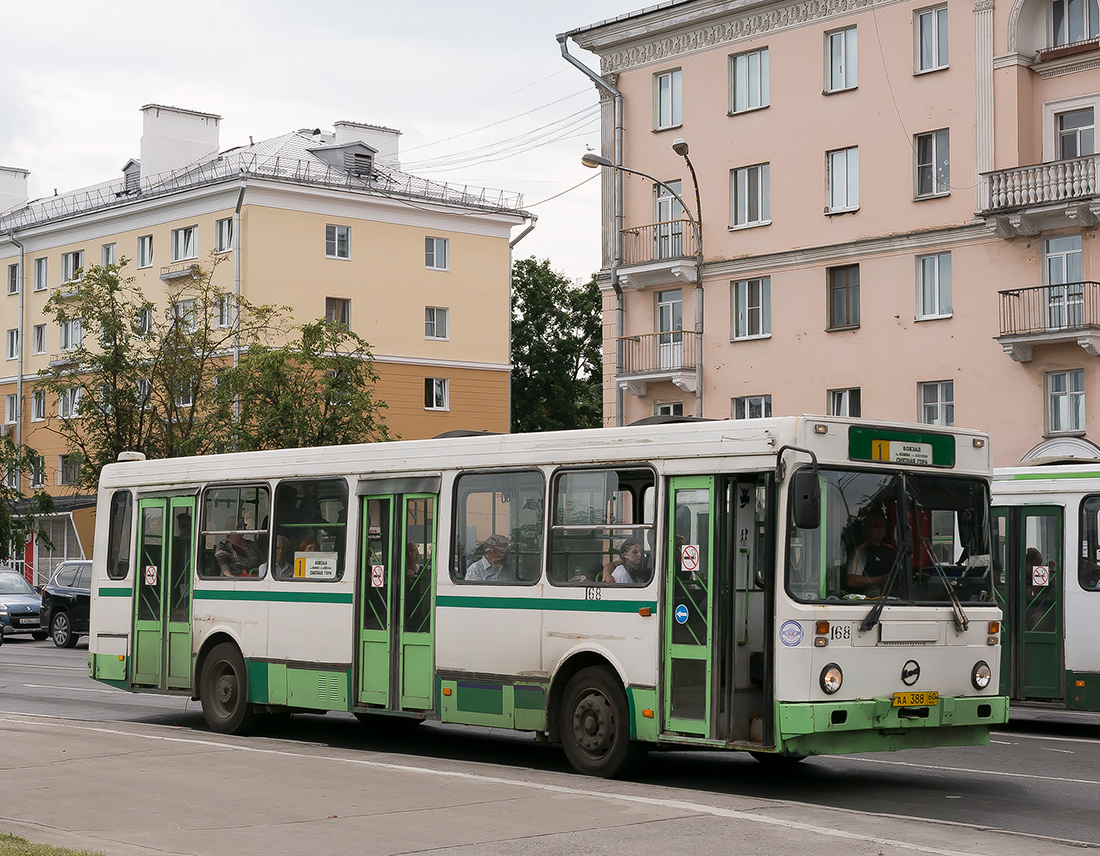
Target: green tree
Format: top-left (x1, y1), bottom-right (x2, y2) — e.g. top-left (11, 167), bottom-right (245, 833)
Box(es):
top-left (0, 438), bottom-right (55, 562)
top-left (510, 257), bottom-right (602, 433)
top-left (212, 319), bottom-right (393, 450)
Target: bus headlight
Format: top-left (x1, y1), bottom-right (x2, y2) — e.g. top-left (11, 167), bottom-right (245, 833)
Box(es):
top-left (820, 663), bottom-right (843, 694)
top-left (971, 661), bottom-right (992, 690)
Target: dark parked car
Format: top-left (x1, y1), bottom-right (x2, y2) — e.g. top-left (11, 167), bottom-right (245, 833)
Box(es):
top-left (0, 569), bottom-right (48, 641)
top-left (40, 560), bottom-right (91, 648)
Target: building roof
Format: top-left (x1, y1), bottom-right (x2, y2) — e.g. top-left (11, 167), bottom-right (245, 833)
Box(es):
top-left (1, 127), bottom-right (527, 233)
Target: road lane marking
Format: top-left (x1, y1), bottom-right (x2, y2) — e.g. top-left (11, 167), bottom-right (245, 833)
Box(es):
top-left (21, 684), bottom-right (132, 695)
top-left (849, 755), bottom-right (1100, 786)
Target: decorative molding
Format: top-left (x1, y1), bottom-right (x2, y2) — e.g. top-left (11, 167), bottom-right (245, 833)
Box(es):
top-left (973, 0), bottom-right (994, 11)
top-left (1007, 0), bottom-right (1026, 53)
top-left (1036, 56), bottom-right (1100, 78)
top-left (974, 1), bottom-right (995, 213)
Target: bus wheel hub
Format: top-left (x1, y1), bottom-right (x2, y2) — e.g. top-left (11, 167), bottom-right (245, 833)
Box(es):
top-left (573, 692), bottom-right (613, 753)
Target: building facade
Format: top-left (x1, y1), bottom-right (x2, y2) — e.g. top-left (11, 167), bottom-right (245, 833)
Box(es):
top-left (564, 0), bottom-right (1100, 467)
top-left (0, 105), bottom-right (529, 576)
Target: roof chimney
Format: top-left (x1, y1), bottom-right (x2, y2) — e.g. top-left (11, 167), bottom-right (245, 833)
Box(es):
top-left (139, 104), bottom-right (221, 181)
top-left (334, 121), bottom-right (401, 168)
top-left (0, 166), bottom-right (29, 214)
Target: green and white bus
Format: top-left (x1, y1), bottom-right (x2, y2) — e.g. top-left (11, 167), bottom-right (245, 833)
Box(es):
top-left (992, 463), bottom-right (1100, 711)
top-left (89, 416), bottom-right (1007, 777)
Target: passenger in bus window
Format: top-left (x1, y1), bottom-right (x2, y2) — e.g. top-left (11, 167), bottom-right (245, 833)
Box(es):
top-left (465, 534), bottom-right (514, 582)
top-left (603, 540), bottom-right (645, 584)
top-left (260, 535), bottom-right (293, 580)
top-left (846, 512), bottom-right (895, 594)
top-left (215, 516), bottom-right (263, 578)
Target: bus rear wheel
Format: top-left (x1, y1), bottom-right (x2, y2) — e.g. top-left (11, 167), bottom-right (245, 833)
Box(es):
top-left (200, 643), bottom-right (255, 734)
top-left (560, 666), bottom-right (644, 778)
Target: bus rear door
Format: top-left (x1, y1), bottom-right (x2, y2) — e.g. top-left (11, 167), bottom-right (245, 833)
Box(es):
top-left (133, 496), bottom-right (195, 690)
top-left (356, 491), bottom-right (437, 712)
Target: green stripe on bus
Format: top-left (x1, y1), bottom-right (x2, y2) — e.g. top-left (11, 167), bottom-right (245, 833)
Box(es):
top-left (98, 587), bottom-right (133, 598)
top-left (437, 595), bottom-right (656, 613)
top-left (192, 590), bottom-right (354, 604)
top-left (1002, 470), bottom-right (1100, 481)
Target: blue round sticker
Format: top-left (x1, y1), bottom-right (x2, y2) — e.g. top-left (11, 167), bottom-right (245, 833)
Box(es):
top-left (780, 620), bottom-right (804, 647)
top-left (674, 604), bottom-right (689, 625)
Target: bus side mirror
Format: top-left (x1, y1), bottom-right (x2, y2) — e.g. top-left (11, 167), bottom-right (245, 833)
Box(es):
top-left (791, 470), bottom-right (820, 530)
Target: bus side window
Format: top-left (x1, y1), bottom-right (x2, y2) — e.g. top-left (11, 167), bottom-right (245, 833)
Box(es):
top-left (271, 478), bottom-right (348, 582)
top-left (451, 471), bottom-right (544, 585)
top-left (198, 485), bottom-right (270, 580)
top-left (106, 490), bottom-right (133, 580)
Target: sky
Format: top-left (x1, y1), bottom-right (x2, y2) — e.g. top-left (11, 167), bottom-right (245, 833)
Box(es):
top-left (1, 0), bottom-right (641, 284)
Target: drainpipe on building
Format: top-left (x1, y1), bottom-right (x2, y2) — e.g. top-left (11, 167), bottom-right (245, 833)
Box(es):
top-left (7, 232), bottom-right (25, 466)
top-left (508, 215), bottom-right (538, 431)
top-left (232, 181), bottom-right (246, 445)
top-left (558, 33), bottom-right (625, 426)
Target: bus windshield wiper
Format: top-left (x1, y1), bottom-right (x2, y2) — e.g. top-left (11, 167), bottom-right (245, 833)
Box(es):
top-left (859, 546), bottom-right (906, 633)
top-left (917, 534), bottom-right (969, 632)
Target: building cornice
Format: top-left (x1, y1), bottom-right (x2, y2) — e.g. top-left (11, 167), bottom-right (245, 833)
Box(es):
top-left (371, 354), bottom-right (510, 372)
top-left (572, 0), bottom-right (906, 74)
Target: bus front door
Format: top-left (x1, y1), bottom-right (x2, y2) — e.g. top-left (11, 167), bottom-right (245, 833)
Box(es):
top-left (133, 497), bottom-right (195, 690)
top-left (357, 494), bottom-right (436, 712)
top-left (663, 476), bottom-right (717, 736)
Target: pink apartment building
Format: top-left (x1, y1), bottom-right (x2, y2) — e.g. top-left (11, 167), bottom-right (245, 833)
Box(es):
top-left (561, 0), bottom-right (1100, 466)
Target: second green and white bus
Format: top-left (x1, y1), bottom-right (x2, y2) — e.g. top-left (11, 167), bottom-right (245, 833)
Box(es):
top-left (88, 416), bottom-right (1007, 777)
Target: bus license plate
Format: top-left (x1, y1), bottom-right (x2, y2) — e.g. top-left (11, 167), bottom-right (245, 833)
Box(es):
top-left (892, 691), bottom-right (938, 707)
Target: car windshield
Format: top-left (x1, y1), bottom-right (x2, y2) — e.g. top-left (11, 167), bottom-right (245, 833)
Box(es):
top-left (785, 468), bottom-right (992, 605)
top-left (0, 573), bottom-right (36, 596)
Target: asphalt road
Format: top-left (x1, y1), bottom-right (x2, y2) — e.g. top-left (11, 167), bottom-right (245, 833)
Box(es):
top-left (2, 637), bottom-right (1099, 855)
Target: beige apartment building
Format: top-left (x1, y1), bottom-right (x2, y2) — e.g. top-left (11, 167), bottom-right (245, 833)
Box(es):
top-left (563, 0), bottom-right (1100, 467)
top-left (0, 104), bottom-right (529, 576)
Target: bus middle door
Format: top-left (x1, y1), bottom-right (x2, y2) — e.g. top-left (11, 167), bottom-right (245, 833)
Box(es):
top-left (357, 493), bottom-right (437, 712)
top-left (133, 496), bottom-right (195, 690)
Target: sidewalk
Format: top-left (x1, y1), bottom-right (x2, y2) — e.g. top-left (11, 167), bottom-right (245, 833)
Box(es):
top-left (2, 712), bottom-right (1095, 856)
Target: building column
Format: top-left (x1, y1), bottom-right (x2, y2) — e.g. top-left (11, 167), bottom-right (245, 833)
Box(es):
top-left (974, 0), bottom-right (996, 211)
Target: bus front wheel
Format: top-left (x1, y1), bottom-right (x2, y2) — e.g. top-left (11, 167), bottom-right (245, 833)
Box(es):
top-left (560, 666), bottom-right (644, 778)
top-left (200, 643), bottom-right (255, 734)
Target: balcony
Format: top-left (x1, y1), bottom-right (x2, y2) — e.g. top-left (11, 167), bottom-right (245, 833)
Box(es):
top-left (616, 221), bottom-right (698, 290)
top-left (617, 331), bottom-right (696, 395)
top-left (996, 282), bottom-right (1100, 361)
top-left (160, 261), bottom-right (201, 281)
top-left (982, 155), bottom-right (1100, 237)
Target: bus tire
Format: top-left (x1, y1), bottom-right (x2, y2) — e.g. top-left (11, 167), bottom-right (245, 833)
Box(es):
top-left (200, 643), bottom-right (255, 734)
top-left (560, 666), bottom-right (644, 779)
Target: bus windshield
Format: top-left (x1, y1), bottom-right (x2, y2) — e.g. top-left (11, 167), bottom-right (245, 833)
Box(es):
top-left (786, 468), bottom-right (992, 605)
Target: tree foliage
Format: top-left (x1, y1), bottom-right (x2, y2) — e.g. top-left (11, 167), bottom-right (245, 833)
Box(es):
top-left (510, 257), bottom-right (602, 433)
top-left (37, 257), bottom-right (390, 488)
top-left (0, 438), bottom-right (55, 562)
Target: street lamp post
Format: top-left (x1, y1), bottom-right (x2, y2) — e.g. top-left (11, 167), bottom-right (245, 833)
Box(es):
top-left (582, 148), bottom-right (705, 418)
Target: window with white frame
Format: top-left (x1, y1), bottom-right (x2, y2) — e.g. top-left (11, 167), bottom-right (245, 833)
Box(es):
top-left (171, 225), bottom-right (198, 261)
top-left (825, 26), bottom-right (858, 92)
top-left (1052, 0), bottom-right (1099, 46)
top-left (915, 129), bottom-right (950, 197)
top-left (734, 394), bottom-right (772, 420)
top-left (1048, 369), bottom-right (1085, 433)
top-left (425, 237), bottom-right (449, 270)
top-left (828, 387), bottom-right (862, 417)
top-left (731, 277), bottom-right (771, 339)
top-left (101, 243), bottom-right (116, 266)
top-left (425, 306), bottom-right (449, 339)
top-left (326, 297), bottom-right (350, 326)
top-left (730, 48), bottom-right (769, 113)
top-left (215, 217), bottom-right (233, 253)
top-left (4, 463), bottom-right (16, 490)
top-left (425, 377), bottom-right (449, 411)
top-left (137, 307), bottom-right (153, 336)
top-left (654, 181), bottom-right (684, 259)
top-left (654, 68), bottom-right (682, 129)
top-left (1045, 235), bottom-right (1084, 329)
top-left (5, 329), bottom-right (16, 360)
top-left (59, 319), bottom-right (82, 351)
top-left (730, 163), bottom-right (771, 227)
top-left (173, 376), bottom-right (194, 408)
top-left (173, 298), bottom-right (198, 333)
top-left (827, 146), bottom-right (859, 212)
top-left (58, 454), bottom-right (80, 486)
top-left (919, 380), bottom-right (954, 426)
top-left (1058, 108), bottom-right (1095, 159)
top-left (916, 5), bottom-right (948, 72)
top-left (137, 235), bottom-right (153, 268)
top-left (326, 224), bottom-right (350, 259)
top-left (33, 258), bottom-right (47, 291)
top-left (31, 324), bottom-right (45, 355)
top-left (61, 250), bottom-right (83, 284)
top-left (7, 263), bottom-right (18, 296)
top-left (58, 386), bottom-right (82, 419)
top-left (30, 455), bottom-right (44, 488)
top-left (31, 390), bottom-right (45, 422)
top-left (917, 252), bottom-right (952, 319)
top-left (216, 293), bottom-right (233, 328)
top-left (5, 394), bottom-right (16, 424)
top-left (136, 378), bottom-right (151, 410)
top-left (656, 402), bottom-right (684, 417)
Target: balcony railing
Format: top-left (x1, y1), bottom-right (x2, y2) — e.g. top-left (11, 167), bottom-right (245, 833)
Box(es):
top-left (619, 221), bottom-right (698, 266)
top-left (999, 282), bottom-right (1100, 336)
top-left (619, 331), bottom-right (696, 376)
top-left (984, 155), bottom-right (1098, 213)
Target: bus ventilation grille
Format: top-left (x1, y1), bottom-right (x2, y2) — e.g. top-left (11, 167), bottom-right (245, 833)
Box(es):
top-left (318, 674), bottom-right (342, 703)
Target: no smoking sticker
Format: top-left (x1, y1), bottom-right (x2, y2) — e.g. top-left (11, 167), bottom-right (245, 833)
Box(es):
top-left (681, 544), bottom-right (700, 573)
top-left (371, 565), bottom-right (385, 587)
top-left (144, 565), bottom-right (158, 586)
top-left (1032, 565), bottom-right (1050, 587)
